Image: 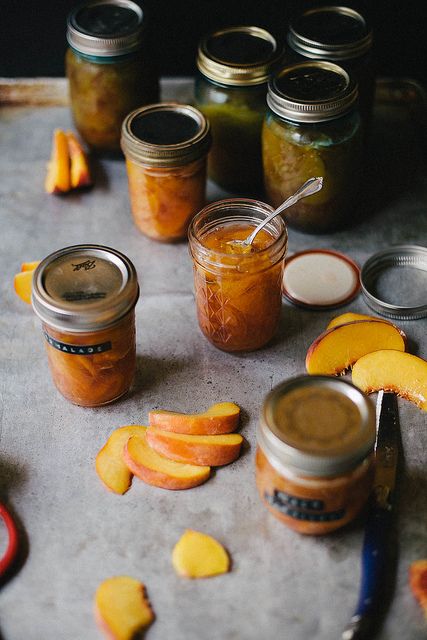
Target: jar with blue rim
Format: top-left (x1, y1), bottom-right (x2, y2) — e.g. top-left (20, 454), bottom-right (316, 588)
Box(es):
top-left (66, 0), bottom-right (158, 153)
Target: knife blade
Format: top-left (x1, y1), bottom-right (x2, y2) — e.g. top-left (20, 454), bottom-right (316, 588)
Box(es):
top-left (342, 391), bottom-right (400, 640)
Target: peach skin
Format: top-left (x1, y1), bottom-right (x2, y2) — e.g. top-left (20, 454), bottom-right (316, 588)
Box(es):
top-left (148, 401), bottom-right (240, 435)
top-left (66, 130), bottom-right (92, 189)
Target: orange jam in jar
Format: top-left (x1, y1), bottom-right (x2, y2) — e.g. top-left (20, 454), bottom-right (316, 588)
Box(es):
top-left (256, 376), bottom-right (376, 534)
top-left (121, 103), bottom-right (211, 242)
top-left (188, 199), bottom-right (288, 352)
top-left (32, 245), bottom-right (139, 407)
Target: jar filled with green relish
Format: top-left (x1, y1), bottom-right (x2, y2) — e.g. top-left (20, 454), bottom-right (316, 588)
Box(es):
top-left (66, 0), bottom-right (158, 153)
top-left (195, 26), bottom-right (283, 193)
top-left (262, 61), bottom-right (363, 233)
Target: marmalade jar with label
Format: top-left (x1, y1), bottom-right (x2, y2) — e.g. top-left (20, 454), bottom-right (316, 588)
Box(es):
top-left (32, 245), bottom-right (139, 407)
top-left (121, 103), bottom-right (211, 242)
top-left (256, 376), bottom-right (376, 535)
top-left (66, 0), bottom-right (158, 153)
top-left (188, 199), bottom-right (287, 352)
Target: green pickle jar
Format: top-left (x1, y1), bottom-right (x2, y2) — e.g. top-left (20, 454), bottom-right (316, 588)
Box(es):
top-left (66, 0), bottom-right (158, 153)
top-left (195, 26), bottom-right (283, 193)
top-left (263, 61), bottom-right (363, 233)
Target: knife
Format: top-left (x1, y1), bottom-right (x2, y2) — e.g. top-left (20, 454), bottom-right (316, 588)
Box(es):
top-left (342, 391), bottom-right (399, 640)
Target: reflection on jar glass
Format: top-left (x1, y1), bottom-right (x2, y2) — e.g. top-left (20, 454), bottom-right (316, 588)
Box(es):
top-left (263, 61), bottom-right (363, 233)
top-left (188, 199), bottom-right (287, 352)
top-left (32, 245), bottom-right (139, 407)
top-left (256, 376), bottom-right (376, 535)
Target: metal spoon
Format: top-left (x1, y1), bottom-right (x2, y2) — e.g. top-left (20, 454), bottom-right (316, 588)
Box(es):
top-left (227, 177), bottom-right (323, 251)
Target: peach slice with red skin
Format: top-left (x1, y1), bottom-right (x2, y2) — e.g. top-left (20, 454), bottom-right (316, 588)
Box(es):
top-left (146, 428), bottom-right (243, 466)
top-left (66, 130), bottom-right (92, 189)
top-left (94, 576), bottom-right (154, 640)
top-left (306, 320), bottom-right (406, 375)
top-left (45, 128), bottom-right (71, 194)
top-left (409, 559), bottom-right (427, 617)
top-left (172, 530), bottom-right (230, 579)
top-left (95, 425), bottom-right (147, 494)
top-left (124, 433), bottom-right (211, 490)
top-left (352, 350), bottom-right (427, 411)
top-left (148, 401), bottom-right (240, 435)
top-left (326, 312), bottom-right (390, 330)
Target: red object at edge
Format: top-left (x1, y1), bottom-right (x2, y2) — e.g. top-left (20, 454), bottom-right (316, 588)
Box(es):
top-left (0, 503), bottom-right (19, 577)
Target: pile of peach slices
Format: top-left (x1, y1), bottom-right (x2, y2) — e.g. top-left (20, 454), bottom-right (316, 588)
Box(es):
top-left (96, 402), bottom-right (243, 493)
top-left (45, 129), bottom-right (92, 194)
top-left (306, 312), bottom-right (427, 411)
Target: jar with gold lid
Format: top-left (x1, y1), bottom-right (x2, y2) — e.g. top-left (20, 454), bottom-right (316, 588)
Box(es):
top-left (256, 375), bottom-right (376, 535)
top-left (195, 26), bottom-right (283, 192)
top-left (32, 244), bottom-right (139, 407)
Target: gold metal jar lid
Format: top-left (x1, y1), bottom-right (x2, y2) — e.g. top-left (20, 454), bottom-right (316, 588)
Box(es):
top-left (67, 0), bottom-right (144, 57)
top-left (288, 6), bottom-right (373, 61)
top-left (258, 375), bottom-right (375, 477)
top-left (197, 26), bottom-right (282, 86)
top-left (267, 61), bottom-right (358, 123)
top-left (32, 245), bottom-right (139, 332)
top-left (121, 103), bottom-right (211, 167)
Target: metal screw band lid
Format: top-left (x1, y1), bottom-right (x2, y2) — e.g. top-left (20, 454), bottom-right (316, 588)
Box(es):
top-left (267, 61), bottom-right (358, 123)
top-left (258, 375), bottom-right (375, 477)
top-left (121, 103), bottom-right (211, 167)
top-left (288, 6), bottom-right (373, 61)
top-left (197, 26), bottom-right (283, 86)
top-left (32, 245), bottom-right (139, 332)
top-left (67, 0), bottom-right (144, 57)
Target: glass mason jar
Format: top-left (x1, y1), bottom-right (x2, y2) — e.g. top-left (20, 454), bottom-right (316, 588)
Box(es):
top-left (256, 376), bottom-right (376, 535)
top-left (263, 61), bottom-right (363, 233)
top-left (32, 245), bottom-right (139, 407)
top-left (121, 103), bottom-right (211, 242)
top-left (66, 0), bottom-right (159, 153)
top-left (287, 6), bottom-right (374, 129)
top-left (195, 26), bottom-right (283, 193)
top-left (188, 199), bottom-right (288, 352)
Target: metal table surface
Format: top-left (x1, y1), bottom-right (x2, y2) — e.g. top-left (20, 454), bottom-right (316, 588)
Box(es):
top-left (0, 78), bottom-right (426, 640)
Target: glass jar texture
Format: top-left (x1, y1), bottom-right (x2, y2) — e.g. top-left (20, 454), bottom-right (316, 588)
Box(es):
top-left (256, 376), bottom-right (376, 535)
top-left (188, 199), bottom-right (288, 352)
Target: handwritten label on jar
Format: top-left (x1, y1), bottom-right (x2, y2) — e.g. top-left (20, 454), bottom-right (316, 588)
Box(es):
top-left (265, 489), bottom-right (345, 523)
top-left (43, 331), bottom-right (112, 356)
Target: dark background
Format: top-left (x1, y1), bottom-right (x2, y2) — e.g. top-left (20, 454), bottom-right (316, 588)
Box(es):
top-left (0, 0), bottom-right (424, 84)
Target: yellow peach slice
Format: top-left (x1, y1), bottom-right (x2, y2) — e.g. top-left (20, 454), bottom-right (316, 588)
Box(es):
top-left (66, 130), bottom-right (92, 189)
top-left (94, 576), bottom-right (154, 640)
top-left (95, 425), bottom-right (147, 494)
top-left (306, 320), bottom-right (406, 375)
top-left (148, 401), bottom-right (240, 435)
top-left (409, 559), bottom-right (427, 617)
top-left (124, 434), bottom-right (211, 490)
top-left (172, 529), bottom-right (230, 579)
top-left (20, 261), bottom-right (40, 272)
top-left (326, 312), bottom-right (390, 330)
top-left (352, 350), bottom-right (427, 411)
top-left (146, 428), bottom-right (243, 466)
top-left (45, 128), bottom-right (71, 194)
top-left (13, 270), bottom-right (34, 304)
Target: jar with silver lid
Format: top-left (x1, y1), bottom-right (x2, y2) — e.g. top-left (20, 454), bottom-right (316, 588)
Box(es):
top-left (32, 245), bottom-right (139, 406)
top-left (195, 26), bottom-right (283, 192)
top-left (121, 103), bottom-right (211, 242)
top-left (66, 0), bottom-right (159, 153)
top-left (256, 375), bottom-right (376, 535)
top-left (287, 6), bottom-right (374, 127)
top-left (262, 61), bottom-right (363, 233)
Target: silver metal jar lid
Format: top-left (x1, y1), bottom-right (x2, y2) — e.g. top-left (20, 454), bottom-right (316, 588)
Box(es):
top-left (361, 245), bottom-right (427, 320)
top-left (197, 26), bottom-right (282, 86)
top-left (267, 61), bottom-right (358, 123)
top-left (32, 245), bottom-right (139, 332)
top-left (288, 6), bottom-right (373, 61)
top-left (67, 0), bottom-right (144, 57)
top-left (121, 103), bottom-right (211, 167)
top-left (258, 375), bottom-right (375, 478)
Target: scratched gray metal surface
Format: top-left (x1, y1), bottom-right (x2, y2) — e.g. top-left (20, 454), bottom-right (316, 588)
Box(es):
top-left (0, 78), bottom-right (426, 640)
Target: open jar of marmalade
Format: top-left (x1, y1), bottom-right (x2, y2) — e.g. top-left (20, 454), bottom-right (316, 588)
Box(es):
top-left (256, 376), bottom-right (376, 535)
top-left (188, 199), bottom-right (287, 352)
top-left (32, 245), bottom-right (139, 407)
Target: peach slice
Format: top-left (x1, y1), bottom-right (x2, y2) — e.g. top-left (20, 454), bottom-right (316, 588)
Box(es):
top-left (13, 270), bottom-right (34, 304)
top-left (95, 425), bottom-right (147, 494)
top-left (94, 576), bottom-right (154, 640)
top-left (352, 350), bottom-right (427, 411)
top-left (124, 433), bottom-right (211, 490)
top-left (172, 529), bottom-right (230, 579)
top-left (326, 312), bottom-right (389, 330)
top-left (146, 428), bottom-right (243, 466)
top-left (45, 128), bottom-right (71, 194)
top-left (20, 261), bottom-right (40, 272)
top-left (66, 130), bottom-right (92, 189)
top-left (306, 320), bottom-right (406, 375)
top-left (148, 401), bottom-right (240, 435)
top-left (409, 559), bottom-right (427, 617)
